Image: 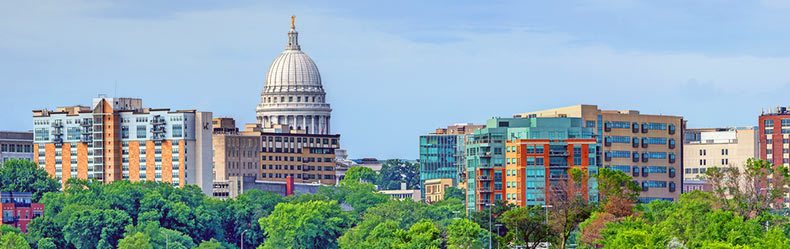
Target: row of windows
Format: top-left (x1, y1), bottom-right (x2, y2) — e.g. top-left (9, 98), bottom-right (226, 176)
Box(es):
top-left (605, 122), bottom-right (672, 130)
top-left (764, 128), bottom-right (790, 134)
top-left (0, 144), bottom-right (32, 153)
top-left (261, 173), bottom-right (334, 179)
top-left (262, 155), bottom-right (333, 163)
top-left (764, 119), bottom-right (790, 127)
top-left (263, 95), bottom-right (323, 103)
top-left (265, 136), bottom-right (337, 145)
top-left (263, 164), bottom-right (333, 171)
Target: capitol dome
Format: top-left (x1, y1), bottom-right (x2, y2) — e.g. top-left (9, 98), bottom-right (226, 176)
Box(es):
top-left (263, 50), bottom-right (323, 93)
top-left (256, 16), bottom-right (332, 135)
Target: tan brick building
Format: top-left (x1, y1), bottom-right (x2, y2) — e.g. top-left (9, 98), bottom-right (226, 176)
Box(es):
top-left (212, 118), bottom-right (261, 181)
top-left (258, 125), bottom-right (340, 185)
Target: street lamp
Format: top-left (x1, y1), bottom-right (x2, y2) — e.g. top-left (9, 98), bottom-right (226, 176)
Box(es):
top-left (486, 203), bottom-right (495, 249)
top-left (542, 204), bottom-right (553, 249)
top-left (240, 230), bottom-right (248, 249)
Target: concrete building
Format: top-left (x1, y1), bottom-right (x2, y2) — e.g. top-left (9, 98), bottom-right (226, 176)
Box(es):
top-left (465, 117), bottom-right (599, 211)
top-left (683, 127), bottom-right (758, 180)
top-left (212, 175), bottom-right (325, 199)
top-left (379, 189), bottom-right (421, 202)
top-left (256, 16), bottom-right (332, 135)
top-left (0, 131), bottom-right (33, 163)
top-left (419, 123), bottom-right (483, 199)
top-left (516, 105), bottom-right (682, 203)
top-left (424, 178), bottom-right (454, 203)
top-left (212, 118), bottom-right (261, 181)
top-left (32, 97), bottom-right (214, 195)
top-left (0, 192), bottom-right (44, 233)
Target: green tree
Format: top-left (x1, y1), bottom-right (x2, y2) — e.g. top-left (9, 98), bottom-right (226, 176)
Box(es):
top-left (223, 189), bottom-right (284, 248)
top-left (27, 216), bottom-right (66, 248)
top-left (0, 231), bottom-right (30, 249)
top-left (36, 238), bottom-right (57, 249)
top-left (595, 168), bottom-right (641, 202)
top-left (442, 186), bottom-right (465, 201)
top-left (0, 158), bottom-right (60, 202)
top-left (500, 206), bottom-right (551, 249)
top-left (446, 218), bottom-right (485, 249)
top-left (397, 219), bottom-right (442, 248)
top-left (63, 209), bottom-right (132, 249)
top-left (344, 166), bottom-right (378, 183)
top-left (195, 238), bottom-right (227, 249)
top-left (117, 232), bottom-right (153, 249)
top-left (377, 159), bottom-right (420, 190)
top-left (704, 158), bottom-right (790, 218)
top-left (258, 200), bottom-right (351, 249)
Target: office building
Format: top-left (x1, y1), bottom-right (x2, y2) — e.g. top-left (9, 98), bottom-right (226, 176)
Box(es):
top-left (683, 127), bottom-right (758, 180)
top-left (516, 105), bottom-right (682, 203)
top-left (0, 192), bottom-right (44, 233)
top-left (466, 117), bottom-right (598, 211)
top-left (32, 97), bottom-right (214, 195)
top-left (256, 125), bottom-right (340, 185)
top-left (212, 118), bottom-right (261, 181)
top-left (419, 123), bottom-right (483, 199)
top-left (0, 131), bottom-right (33, 163)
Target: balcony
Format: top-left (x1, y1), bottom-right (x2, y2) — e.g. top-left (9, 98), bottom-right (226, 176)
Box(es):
top-left (549, 151), bottom-right (569, 156)
top-left (478, 187), bottom-right (492, 193)
top-left (477, 175), bottom-right (492, 181)
top-left (480, 152), bottom-right (492, 158)
top-left (478, 199), bottom-right (491, 205)
top-left (669, 169), bottom-right (676, 178)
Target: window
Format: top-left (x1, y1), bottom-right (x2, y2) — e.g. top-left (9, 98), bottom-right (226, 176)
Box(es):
top-left (766, 129), bottom-right (774, 135)
top-left (585, 120), bottom-right (596, 128)
top-left (646, 123), bottom-right (667, 130)
top-left (611, 121), bottom-right (630, 129)
top-left (611, 136), bottom-right (630, 143)
top-left (611, 151), bottom-right (630, 158)
top-left (137, 125), bottom-right (147, 138)
top-left (648, 152), bottom-right (667, 159)
top-left (782, 119), bottom-right (790, 126)
top-left (645, 137), bottom-right (667, 144)
top-left (172, 124), bottom-right (183, 137)
top-left (766, 119), bottom-right (775, 127)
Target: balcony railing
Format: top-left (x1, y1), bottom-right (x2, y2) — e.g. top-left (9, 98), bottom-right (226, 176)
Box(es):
top-left (477, 175), bottom-right (492, 181)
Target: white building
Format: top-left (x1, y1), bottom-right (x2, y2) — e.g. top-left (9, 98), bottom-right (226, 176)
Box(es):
top-left (256, 16), bottom-right (332, 135)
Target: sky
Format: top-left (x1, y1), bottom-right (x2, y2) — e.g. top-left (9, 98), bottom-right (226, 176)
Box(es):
top-left (2, 0), bottom-right (790, 159)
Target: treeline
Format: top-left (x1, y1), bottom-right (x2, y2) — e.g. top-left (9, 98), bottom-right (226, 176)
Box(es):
top-left (3, 158), bottom-right (790, 248)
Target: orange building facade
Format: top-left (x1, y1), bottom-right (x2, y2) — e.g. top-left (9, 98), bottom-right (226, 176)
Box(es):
top-left (32, 97), bottom-right (214, 195)
top-left (504, 139), bottom-right (596, 207)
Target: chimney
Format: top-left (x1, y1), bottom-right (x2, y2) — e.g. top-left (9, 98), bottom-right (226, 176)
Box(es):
top-left (286, 176), bottom-right (294, 196)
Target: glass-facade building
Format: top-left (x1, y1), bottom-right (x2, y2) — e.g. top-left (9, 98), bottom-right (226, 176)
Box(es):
top-left (419, 134), bottom-right (465, 198)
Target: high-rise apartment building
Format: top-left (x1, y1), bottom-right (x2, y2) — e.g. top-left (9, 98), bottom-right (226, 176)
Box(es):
top-left (419, 123), bottom-right (483, 199)
top-left (0, 131), bottom-right (33, 163)
top-left (32, 97), bottom-right (214, 195)
top-left (683, 127), bottom-right (758, 180)
top-left (466, 117), bottom-right (599, 212)
top-left (758, 107), bottom-right (790, 166)
top-left (212, 118), bottom-right (261, 181)
top-left (516, 105), bottom-right (682, 203)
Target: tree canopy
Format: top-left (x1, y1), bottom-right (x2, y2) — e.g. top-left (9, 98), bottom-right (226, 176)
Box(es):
top-left (0, 159), bottom-right (59, 202)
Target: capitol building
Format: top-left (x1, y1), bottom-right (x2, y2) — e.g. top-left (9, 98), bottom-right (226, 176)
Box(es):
top-left (256, 17), bottom-right (332, 134)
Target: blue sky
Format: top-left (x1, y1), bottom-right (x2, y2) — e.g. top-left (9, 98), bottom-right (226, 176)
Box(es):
top-left (2, 0), bottom-right (790, 159)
